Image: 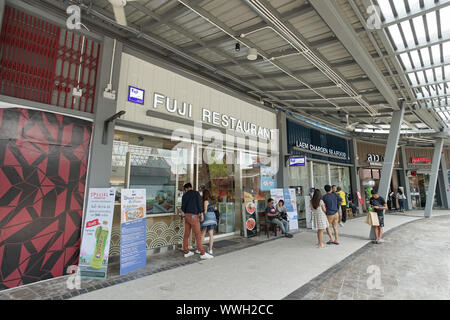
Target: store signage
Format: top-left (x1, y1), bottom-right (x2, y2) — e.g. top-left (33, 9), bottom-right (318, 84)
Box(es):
top-left (120, 189), bottom-right (147, 275)
top-left (294, 141), bottom-right (347, 159)
top-left (289, 156), bottom-right (306, 167)
top-left (78, 188), bottom-right (116, 279)
top-left (143, 90), bottom-right (274, 140)
top-left (367, 154), bottom-right (384, 162)
top-left (128, 86), bottom-right (145, 105)
top-left (412, 157), bottom-right (431, 164)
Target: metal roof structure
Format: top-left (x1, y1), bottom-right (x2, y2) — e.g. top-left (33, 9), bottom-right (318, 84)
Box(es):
top-left (33, 0), bottom-right (450, 145)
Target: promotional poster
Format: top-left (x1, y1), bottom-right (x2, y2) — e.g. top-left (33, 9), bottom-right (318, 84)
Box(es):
top-left (78, 189), bottom-right (116, 279)
top-left (270, 189), bottom-right (299, 231)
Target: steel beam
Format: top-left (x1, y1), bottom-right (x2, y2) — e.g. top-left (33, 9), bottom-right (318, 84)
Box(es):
top-left (424, 138), bottom-right (445, 217)
top-left (310, 0), bottom-right (400, 111)
top-left (399, 145), bottom-right (413, 210)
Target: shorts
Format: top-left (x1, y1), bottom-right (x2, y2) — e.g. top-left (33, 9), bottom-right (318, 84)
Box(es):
top-left (326, 213), bottom-right (339, 227)
top-left (377, 214), bottom-right (384, 227)
top-left (201, 225), bottom-right (216, 231)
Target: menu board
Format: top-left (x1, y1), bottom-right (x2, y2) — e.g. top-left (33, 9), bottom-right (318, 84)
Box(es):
top-left (78, 188), bottom-right (116, 279)
top-left (243, 191), bottom-right (257, 238)
top-left (270, 188), bottom-right (299, 231)
top-left (120, 189), bottom-right (147, 275)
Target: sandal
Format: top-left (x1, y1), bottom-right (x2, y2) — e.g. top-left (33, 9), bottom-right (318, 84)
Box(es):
top-left (333, 241), bottom-right (340, 245)
top-left (326, 241), bottom-right (334, 245)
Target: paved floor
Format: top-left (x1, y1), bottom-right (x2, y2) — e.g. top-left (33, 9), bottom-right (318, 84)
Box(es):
top-left (1, 210), bottom-right (448, 300)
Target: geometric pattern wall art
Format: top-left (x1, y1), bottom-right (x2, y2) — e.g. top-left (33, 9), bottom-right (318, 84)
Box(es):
top-left (0, 107), bottom-right (92, 290)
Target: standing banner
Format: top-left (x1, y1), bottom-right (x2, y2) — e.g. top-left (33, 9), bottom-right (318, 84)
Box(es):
top-left (270, 189), bottom-right (299, 231)
top-left (243, 191), bottom-right (257, 238)
top-left (120, 189), bottom-right (147, 275)
top-left (78, 188), bottom-right (116, 279)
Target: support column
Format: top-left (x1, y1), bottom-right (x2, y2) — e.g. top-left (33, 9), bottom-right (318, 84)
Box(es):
top-left (438, 151), bottom-right (450, 209)
top-left (350, 138), bottom-right (363, 214)
top-left (424, 138), bottom-right (444, 218)
top-left (277, 111), bottom-right (289, 189)
top-left (86, 37), bottom-right (123, 188)
top-left (370, 104), bottom-right (405, 240)
top-left (399, 145), bottom-right (412, 210)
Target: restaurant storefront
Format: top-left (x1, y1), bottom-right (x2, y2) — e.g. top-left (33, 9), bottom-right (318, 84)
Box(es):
top-left (285, 118), bottom-right (352, 221)
top-left (355, 141), bottom-right (402, 211)
top-left (405, 147), bottom-right (443, 209)
top-left (108, 52), bottom-right (278, 255)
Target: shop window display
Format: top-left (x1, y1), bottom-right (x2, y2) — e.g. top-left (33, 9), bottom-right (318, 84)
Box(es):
top-left (110, 131), bottom-right (189, 215)
top-left (330, 165), bottom-right (351, 196)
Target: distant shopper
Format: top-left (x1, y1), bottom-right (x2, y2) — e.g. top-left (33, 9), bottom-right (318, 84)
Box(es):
top-left (198, 189), bottom-right (217, 255)
top-left (337, 186), bottom-right (347, 226)
top-left (265, 198), bottom-right (293, 238)
top-left (390, 189), bottom-right (397, 211)
top-left (370, 188), bottom-right (388, 244)
top-left (181, 183), bottom-right (213, 259)
top-left (275, 200), bottom-right (288, 222)
top-left (331, 185), bottom-right (343, 227)
top-left (322, 185), bottom-right (340, 245)
top-left (398, 189), bottom-right (406, 212)
top-left (311, 189), bottom-right (332, 248)
top-left (387, 189), bottom-right (394, 211)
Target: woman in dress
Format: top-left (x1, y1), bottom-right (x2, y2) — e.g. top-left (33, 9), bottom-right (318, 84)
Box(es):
top-left (311, 189), bottom-right (332, 248)
top-left (199, 189), bottom-right (217, 255)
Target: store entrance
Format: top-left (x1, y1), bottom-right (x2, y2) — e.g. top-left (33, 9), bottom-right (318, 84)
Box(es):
top-left (409, 173), bottom-right (442, 209)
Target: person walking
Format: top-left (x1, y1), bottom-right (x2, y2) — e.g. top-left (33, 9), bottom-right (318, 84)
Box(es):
top-left (265, 198), bottom-right (293, 238)
top-left (370, 188), bottom-right (388, 244)
top-left (397, 189), bottom-right (406, 212)
top-left (181, 183), bottom-right (213, 259)
top-left (311, 189), bottom-right (332, 248)
top-left (323, 185), bottom-right (340, 245)
top-left (199, 189), bottom-right (217, 255)
top-left (337, 186), bottom-right (347, 226)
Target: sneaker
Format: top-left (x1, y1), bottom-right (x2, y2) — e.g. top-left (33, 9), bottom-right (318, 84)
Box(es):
top-left (285, 233), bottom-right (293, 238)
top-left (184, 251), bottom-right (194, 258)
top-left (208, 249), bottom-right (213, 255)
top-left (200, 252), bottom-right (214, 260)
top-left (195, 249), bottom-right (201, 254)
top-left (339, 222), bottom-right (344, 227)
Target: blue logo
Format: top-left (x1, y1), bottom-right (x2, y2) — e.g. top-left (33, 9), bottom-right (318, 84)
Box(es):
top-left (289, 156), bottom-right (306, 167)
top-left (128, 86), bottom-right (145, 105)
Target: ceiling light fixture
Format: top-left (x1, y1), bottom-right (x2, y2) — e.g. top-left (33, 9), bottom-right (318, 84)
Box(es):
top-left (247, 47), bottom-right (258, 61)
top-left (235, 43), bottom-right (240, 52)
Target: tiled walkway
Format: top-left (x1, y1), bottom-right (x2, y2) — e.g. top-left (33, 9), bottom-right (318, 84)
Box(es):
top-left (1, 210), bottom-right (448, 300)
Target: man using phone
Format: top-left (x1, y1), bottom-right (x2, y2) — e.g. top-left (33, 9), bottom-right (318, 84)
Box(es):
top-left (370, 189), bottom-right (388, 244)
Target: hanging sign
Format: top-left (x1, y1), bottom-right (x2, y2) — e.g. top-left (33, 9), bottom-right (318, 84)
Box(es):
top-left (78, 188), bottom-right (116, 279)
top-left (128, 86), bottom-right (145, 105)
top-left (120, 189), bottom-right (147, 275)
top-left (289, 156), bottom-right (306, 167)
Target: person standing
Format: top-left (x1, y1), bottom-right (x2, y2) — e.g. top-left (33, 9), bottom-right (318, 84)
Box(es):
top-left (181, 183), bottom-right (213, 259)
top-left (331, 185), bottom-right (343, 227)
top-left (370, 189), bottom-right (388, 244)
top-left (397, 189), bottom-right (406, 212)
top-left (311, 189), bottom-right (332, 248)
top-left (337, 187), bottom-right (347, 226)
top-left (322, 185), bottom-right (340, 245)
top-left (265, 198), bottom-right (293, 238)
top-left (199, 189), bottom-right (217, 255)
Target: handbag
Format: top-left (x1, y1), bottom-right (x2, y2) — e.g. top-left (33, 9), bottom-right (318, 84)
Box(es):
top-left (365, 211), bottom-right (380, 226)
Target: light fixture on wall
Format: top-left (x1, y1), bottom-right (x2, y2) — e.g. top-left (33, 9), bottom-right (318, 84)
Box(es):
top-left (247, 47), bottom-right (258, 61)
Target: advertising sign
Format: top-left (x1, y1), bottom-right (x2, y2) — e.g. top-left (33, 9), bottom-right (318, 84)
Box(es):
top-left (128, 86), bottom-right (145, 105)
top-left (243, 191), bottom-right (257, 238)
top-left (120, 189), bottom-right (147, 275)
top-left (289, 156), bottom-right (306, 167)
top-left (270, 189), bottom-right (299, 231)
top-left (260, 165), bottom-right (277, 191)
top-left (356, 190), bottom-right (364, 205)
top-left (78, 188), bottom-right (116, 279)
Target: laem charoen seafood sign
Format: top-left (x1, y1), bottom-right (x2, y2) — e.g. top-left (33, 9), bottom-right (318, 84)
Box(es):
top-left (295, 141), bottom-right (347, 159)
top-left (149, 91), bottom-right (274, 140)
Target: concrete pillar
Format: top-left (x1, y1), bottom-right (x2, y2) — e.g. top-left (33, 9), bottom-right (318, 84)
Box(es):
top-left (277, 111), bottom-right (289, 188)
top-left (370, 104), bottom-right (405, 240)
top-left (424, 138), bottom-right (444, 218)
top-left (438, 151), bottom-right (450, 209)
top-left (350, 138), bottom-right (363, 214)
top-left (399, 145), bottom-right (412, 210)
top-left (86, 37), bottom-right (123, 188)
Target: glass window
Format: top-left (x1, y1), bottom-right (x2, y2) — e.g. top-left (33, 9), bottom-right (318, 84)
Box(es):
top-left (111, 130), bottom-right (190, 215)
top-left (313, 162), bottom-right (328, 191)
top-left (330, 165), bottom-right (351, 195)
top-left (288, 163), bottom-right (310, 220)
